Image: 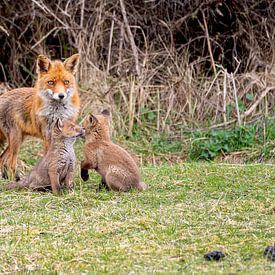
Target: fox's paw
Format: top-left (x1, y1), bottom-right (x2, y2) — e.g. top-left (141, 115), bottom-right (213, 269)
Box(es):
top-left (15, 173), bottom-right (21, 182)
top-left (68, 182), bottom-right (75, 192)
top-left (81, 168), bottom-right (89, 181)
top-left (1, 166), bottom-right (20, 181)
top-left (1, 165), bottom-right (8, 180)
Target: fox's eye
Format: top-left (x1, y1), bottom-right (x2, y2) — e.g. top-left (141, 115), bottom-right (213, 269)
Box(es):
top-left (64, 80), bottom-right (69, 85)
top-left (48, 80), bottom-right (54, 85)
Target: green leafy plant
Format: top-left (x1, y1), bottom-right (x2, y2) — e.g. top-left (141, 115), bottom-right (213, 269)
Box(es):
top-left (188, 122), bottom-right (274, 160)
top-left (151, 134), bottom-right (182, 154)
top-left (140, 107), bottom-right (156, 123)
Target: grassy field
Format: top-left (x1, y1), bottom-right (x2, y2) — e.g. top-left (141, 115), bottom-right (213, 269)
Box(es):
top-left (0, 140), bottom-right (274, 274)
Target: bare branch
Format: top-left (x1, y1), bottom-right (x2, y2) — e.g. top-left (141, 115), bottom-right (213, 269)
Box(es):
top-left (119, 0), bottom-right (141, 77)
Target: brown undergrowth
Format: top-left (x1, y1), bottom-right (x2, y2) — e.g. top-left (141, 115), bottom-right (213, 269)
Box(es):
top-left (0, 0), bottom-right (274, 138)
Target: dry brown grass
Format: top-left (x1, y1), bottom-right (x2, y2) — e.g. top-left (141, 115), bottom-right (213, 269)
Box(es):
top-left (0, 0), bottom-right (274, 135)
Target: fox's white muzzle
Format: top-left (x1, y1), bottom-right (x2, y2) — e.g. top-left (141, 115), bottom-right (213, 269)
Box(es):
top-left (40, 88), bottom-right (73, 101)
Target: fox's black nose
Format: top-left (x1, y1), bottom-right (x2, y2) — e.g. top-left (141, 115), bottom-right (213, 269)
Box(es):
top-left (58, 93), bottom-right (65, 99)
top-left (79, 128), bottom-right (85, 138)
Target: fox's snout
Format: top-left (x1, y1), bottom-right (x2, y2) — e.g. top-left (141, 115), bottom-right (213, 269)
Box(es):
top-left (46, 90), bottom-right (71, 101)
top-left (71, 127), bottom-right (85, 139)
top-left (41, 88), bottom-right (73, 101)
top-left (71, 126), bottom-right (85, 138)
top-left (78, 128), bottom-right (85, 137)
top-left (52, 92), bottom-right (67, 101)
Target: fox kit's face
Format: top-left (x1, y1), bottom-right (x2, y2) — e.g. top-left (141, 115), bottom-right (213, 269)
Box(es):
top-left (36, 54), bottom-right (80, 102)
top-left (52, 119), bottom-right (85, 140)
top-left (83, 109), bottom-right (111, 139)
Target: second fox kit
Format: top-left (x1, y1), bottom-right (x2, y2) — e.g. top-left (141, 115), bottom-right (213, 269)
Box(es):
top-left (4, 119), bottom-right (84, 194)
top-left (81, 110), bottom-right (147, 191)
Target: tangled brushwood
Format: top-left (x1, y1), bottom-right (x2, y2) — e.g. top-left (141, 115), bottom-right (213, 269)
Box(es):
top-left (0, 0), bottom-right (274, 136)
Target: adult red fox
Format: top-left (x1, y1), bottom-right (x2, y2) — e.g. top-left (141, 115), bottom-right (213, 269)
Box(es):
top-left (0, 54), bottom-right (80, 180)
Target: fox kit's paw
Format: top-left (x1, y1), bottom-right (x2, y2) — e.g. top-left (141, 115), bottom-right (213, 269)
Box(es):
top-left (137, 182), bottom-right (147, 191)
top-left (81, 168), bottom-right (89, 181)
top-left (67, 182), bottom-right (75, 192)
top-left (96, 178), bottom-right (110, 192)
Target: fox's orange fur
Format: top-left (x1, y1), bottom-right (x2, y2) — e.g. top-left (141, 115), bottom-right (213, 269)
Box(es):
top-left (0, 54), bottom-right (80, 179)
top-left (80, 110), bottom-right (147, 192)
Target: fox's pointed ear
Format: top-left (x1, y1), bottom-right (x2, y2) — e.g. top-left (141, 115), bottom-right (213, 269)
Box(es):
top-left (37, 55), bottom-right (51, 74)
top-left (55, 118), bottom-right (64, 130)
top-left (64, 54), bottom-right (80, 75)
top-left (89, 114), bottom-right (98, 127)
top-left (101, 109), bottom-right (110, 117)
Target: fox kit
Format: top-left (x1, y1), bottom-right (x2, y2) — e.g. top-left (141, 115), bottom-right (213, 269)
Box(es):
top-left (81, 110), bottom-right (147, 192)
top-left (0, 54), bottom-right (80, 179)
top-left (4, 119), bottom-right (84, 194)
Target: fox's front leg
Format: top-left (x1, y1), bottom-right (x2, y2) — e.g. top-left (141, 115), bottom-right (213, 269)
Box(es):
top-left (65, 169), bottom-right (74, 191)
top-left (81, 154), bottom-right (97, 181)
top-left (49, 171), bottom-right (61, 195)
top-left (6, 130), bottom-right (23, 181)
top-left (80, 160), bottom-right (90, 181)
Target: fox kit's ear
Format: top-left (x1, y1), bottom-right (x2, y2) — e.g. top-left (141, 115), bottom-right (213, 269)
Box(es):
top-left (101, 109), bottom-right (110, 117)
top-left (64, 54), bottom-right (80, 75)
top-left (37, 55), bottom-right (51, 74)
top-left (55, 118), bottom-right (64, 130)
top-left (89, 115), bottom-right (98, 127)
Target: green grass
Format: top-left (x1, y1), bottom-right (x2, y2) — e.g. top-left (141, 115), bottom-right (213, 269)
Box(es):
top-left (0, 154), bottom-right (274, 273)
top-left (122, 118), bottom-right (275, 163)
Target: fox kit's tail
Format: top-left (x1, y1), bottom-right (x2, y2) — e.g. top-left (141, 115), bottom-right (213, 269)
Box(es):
top-left (137, 182), bottom-right (147, 191)
top-left (3, 177), bottom-right (29, 190)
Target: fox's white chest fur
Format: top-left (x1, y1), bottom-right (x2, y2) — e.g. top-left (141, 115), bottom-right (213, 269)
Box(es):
top-left (37, 89), bottom-right (78, 124)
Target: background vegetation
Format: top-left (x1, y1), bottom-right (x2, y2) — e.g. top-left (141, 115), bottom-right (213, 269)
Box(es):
top-left (0, 0), bottom-right (274, 161)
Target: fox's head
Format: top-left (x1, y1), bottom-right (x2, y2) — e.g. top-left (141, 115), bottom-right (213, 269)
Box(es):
top-left (52, 119), bottom-right (85, 141)
top-left (36, 54), bottom-right (80, 102)
top-left (83, 109), bottom-right (111, 141)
